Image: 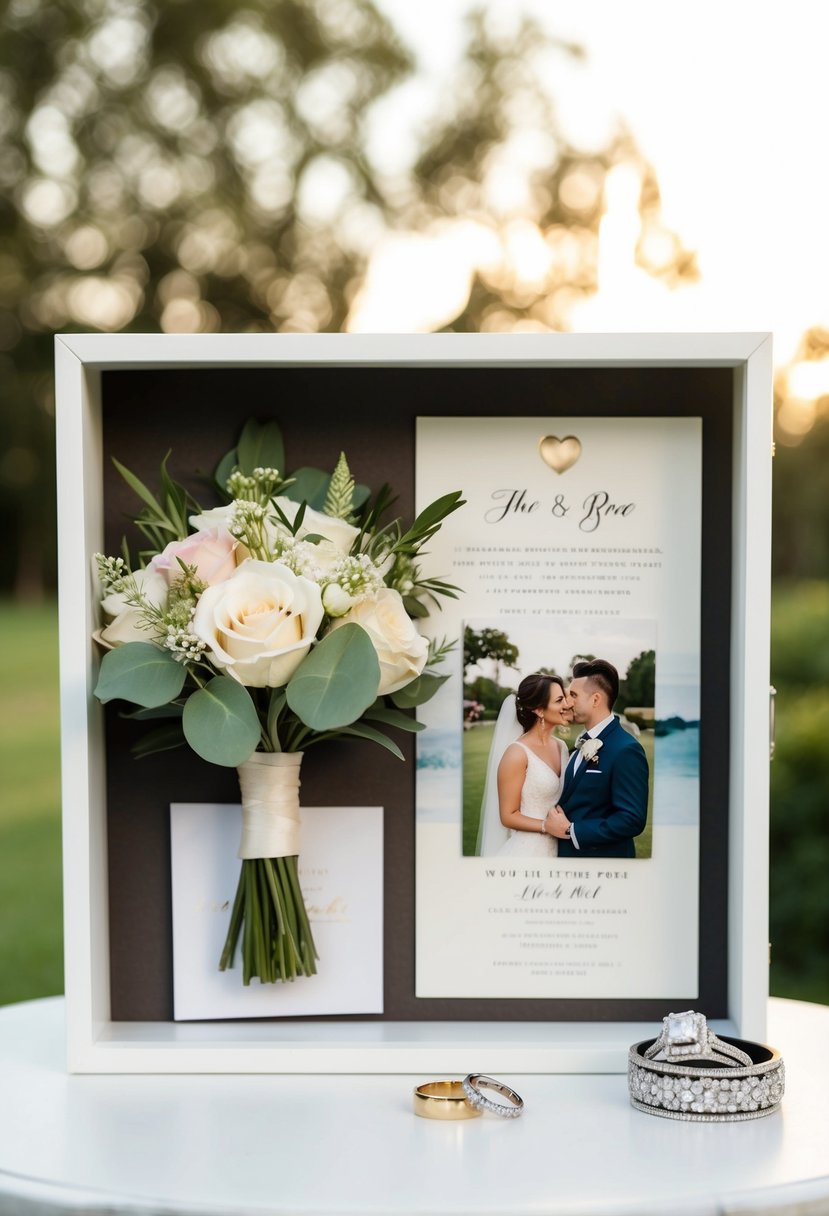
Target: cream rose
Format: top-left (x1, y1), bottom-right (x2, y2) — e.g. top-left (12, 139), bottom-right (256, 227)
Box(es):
top-left (330, 588), bottom-right (428, 695)
top-left (149, 527), bottom-right (239, 586)
top-left (97, 567), bottom-right (169, 648)
top-left (189, 504), bottom-right (238, 536)
top-left (272, 497), bottom-right (360, 554)
top-left (192, 559), bottom-right (324, 687)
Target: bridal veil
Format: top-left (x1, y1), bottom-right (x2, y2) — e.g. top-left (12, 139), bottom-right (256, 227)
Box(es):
top-left (475, 693), bottom-right (523, 856)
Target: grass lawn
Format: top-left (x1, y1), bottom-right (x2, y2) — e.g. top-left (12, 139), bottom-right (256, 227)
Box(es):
top-left (0, 600), bottom-right (63, 1005)
top-left (463, 722), bottom-right (654, 858)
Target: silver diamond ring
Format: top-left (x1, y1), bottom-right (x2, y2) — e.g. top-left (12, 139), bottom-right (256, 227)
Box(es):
top-left (629, 1037), bottom-right (785, 1122)
top-left (643, 1010), bottom-right (753, 1067)
top-left (462, 1074), bottom-right (524, 1118)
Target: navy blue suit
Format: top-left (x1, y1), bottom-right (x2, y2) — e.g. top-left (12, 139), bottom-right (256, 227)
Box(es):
top-left (557, 716), bottom-right (648, 858)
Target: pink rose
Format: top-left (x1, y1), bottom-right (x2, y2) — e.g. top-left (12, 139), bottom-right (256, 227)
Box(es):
top-left (149, 528), bottom-right (239, 587)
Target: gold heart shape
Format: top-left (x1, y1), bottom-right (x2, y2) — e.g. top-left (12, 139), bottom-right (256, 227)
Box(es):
top-left (539, 435), bottom-right (581, 474)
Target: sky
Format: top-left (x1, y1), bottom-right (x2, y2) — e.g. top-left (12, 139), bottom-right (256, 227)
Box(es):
top-left (465, 615), bottom-right (655, 690)
top-left (363, 0), bottom-right (829, 441)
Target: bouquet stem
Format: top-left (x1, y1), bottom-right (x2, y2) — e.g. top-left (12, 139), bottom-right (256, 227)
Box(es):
top-left (219, 752), bottom-right (318, 984)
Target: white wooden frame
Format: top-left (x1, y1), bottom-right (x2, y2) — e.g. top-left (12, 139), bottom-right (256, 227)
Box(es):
top-left (55, 332), bottom-right (772, 1074)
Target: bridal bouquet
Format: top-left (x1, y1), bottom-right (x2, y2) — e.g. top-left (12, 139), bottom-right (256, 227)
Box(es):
top-left (93, 419), bottom-right (462, 985)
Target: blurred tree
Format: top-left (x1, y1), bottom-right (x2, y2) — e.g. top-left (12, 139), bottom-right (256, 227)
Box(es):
top-left (773, 411), bottom-right (829, 579)
top-left (618, 648), bottom-right (654, 711)
top-left (463, 624), bottom-right (519, 682)
top-left (769, 581), bottom-right (829, 1002)
top-left (463, 673), bottom-right (506, 713)
top-left (0, 0), bottom-right (692, 596)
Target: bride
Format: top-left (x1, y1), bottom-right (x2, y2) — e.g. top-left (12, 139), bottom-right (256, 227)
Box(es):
top-left (476, 673), bottom-right (570, 857)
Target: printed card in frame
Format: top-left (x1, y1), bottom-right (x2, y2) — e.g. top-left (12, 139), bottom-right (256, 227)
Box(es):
top-left (55, 332), bottom-right (772, 1073)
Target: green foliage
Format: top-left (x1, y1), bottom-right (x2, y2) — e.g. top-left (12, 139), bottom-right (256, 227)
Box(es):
top-left (181, 676), bottom-right (261, 766)
top-left (463, 675), bottom-right (510, 712)
top-left (463, 626), bottom-right (519, 676)
top-left (336, 721), bottom-right (404, 760)
top-left (773, 416), bottom-right (829, 579)
top-left (390, 672), bottom-right (449, 709)
top-left (770, 580), bottom-right (829, 686)
top-left (0, 601), bottom-right (63, 1004)
top-left (215, 421), bottom-right (292, 502)
top-left (363, 703), bottom-right (425, 732)
top-left (236, 420), bottom-right (286, 480)
top-left (767, 580), bottom-right (829, 1002)
top-left (285, 623), bottom-right (380, 729)
top-left (323, 453), bottom-right (356, 520)
top-left (113, 455), bottom-right (201, 556)
top-left (618, 649), bottom-right (655, 713)
top-left (94, 641), bottom-right (187, 708)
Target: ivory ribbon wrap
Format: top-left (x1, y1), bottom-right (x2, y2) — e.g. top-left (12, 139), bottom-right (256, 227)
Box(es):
top-left (236, 752), bottom-right (303, 860)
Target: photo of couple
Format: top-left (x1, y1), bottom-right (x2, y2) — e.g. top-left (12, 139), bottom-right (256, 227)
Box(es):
top-left (463, 620), bottom-right (657, 859)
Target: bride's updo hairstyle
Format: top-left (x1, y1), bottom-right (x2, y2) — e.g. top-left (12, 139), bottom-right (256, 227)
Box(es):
top-left (514, 673), bottom-right (565, 730)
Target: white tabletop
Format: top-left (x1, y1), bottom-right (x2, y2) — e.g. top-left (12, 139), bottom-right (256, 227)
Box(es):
top-left (1, 997), bottom-right (828, 1216)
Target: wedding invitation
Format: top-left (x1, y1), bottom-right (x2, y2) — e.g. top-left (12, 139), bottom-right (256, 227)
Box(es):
top-left (170, 803), bottom-right (384, 1019)
top-left (415, 417), bottom-right (701, 1000)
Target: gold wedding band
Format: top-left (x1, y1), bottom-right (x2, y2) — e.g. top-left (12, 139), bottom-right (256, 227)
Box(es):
top-left (413, 1080), bottom-right (483, 1120)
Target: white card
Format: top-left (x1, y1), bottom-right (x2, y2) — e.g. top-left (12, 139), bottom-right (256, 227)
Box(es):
top-left (171, 803), bottom-right (384, 1019)
top-left (415, 415), bottom-right (701, 1001)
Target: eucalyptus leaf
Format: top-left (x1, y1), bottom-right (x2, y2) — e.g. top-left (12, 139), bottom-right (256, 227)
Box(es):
top-left (94, 642), bottom-right (186, 708)
top-left (237, 419), bottom-right (285, 476)
top-left (390, 672), bottom-right (450, 709)
top-left (213, 448), bottom-right (237, 495)
top-left (283, 467), bottom-right (329, 510)
top-left (285, 623), bottom-right (380, 729)
top-left (182, 676), bottom-right (261, 766)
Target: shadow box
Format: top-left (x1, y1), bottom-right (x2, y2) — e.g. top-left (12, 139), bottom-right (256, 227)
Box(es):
top-left (55, 332), bottom-right (773, 1073)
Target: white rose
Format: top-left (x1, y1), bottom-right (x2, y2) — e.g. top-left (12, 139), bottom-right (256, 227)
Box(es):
top-left (96, 568), bottom-right (169, 648)
top-left (330, 588), bottom-right (428, 695)
top-left (272, 496), bottom-right (360, 554)
top-left (188, 504), bottom-right (238, 535)
top-left (192, 559), bottom-right (324, 687)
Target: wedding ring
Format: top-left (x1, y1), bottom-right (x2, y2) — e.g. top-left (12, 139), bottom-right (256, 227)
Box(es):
top-left (462, 1074), bottom-right (524, 1119)
top-left (630, 1032), bottom-right (785, 1122)
top-left (643, 1011), bottom-right (753, 1067)
top-left (413, 1080), bottom-right (483, 1120)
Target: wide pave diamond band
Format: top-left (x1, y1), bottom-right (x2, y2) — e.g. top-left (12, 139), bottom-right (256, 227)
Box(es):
top-left (630, 1026), bottom-right (785, 1122)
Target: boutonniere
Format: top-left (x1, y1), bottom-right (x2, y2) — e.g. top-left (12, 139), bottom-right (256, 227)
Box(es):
top-left (578, 738), bottom-right (603, 764)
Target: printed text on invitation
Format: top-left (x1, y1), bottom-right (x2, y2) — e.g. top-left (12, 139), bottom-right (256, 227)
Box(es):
top-left (415, 417), bottom-right (701, 1000)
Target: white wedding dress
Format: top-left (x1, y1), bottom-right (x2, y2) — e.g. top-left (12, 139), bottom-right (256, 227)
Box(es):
top-left (495, 740), bottom-right (567, 858)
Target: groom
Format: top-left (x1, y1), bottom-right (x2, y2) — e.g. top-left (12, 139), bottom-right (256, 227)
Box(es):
top-left (544, 659), bottom-right (649, 858)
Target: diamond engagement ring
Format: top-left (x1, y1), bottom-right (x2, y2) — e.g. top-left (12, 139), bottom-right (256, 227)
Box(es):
top-left (462, 1074), bottom-right (524, 1118)
top-left (643, 1011), bottom-right (753, 1067)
